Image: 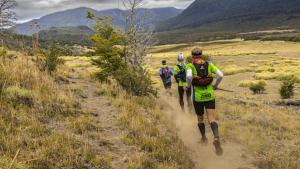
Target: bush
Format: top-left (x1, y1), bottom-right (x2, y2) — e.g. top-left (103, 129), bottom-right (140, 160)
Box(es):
top-left (91, 17), bottom-right (156, 96)
top-left (41, 45), bottom-right (64, 74)
top-left (0, 48), bottom-right (7, 58)
top-left (115, 67), bottom-right (157, 96)
top-left (280, 77), bottom-right (295, 99)
top-left (249, 80), bottom-right (266, 94)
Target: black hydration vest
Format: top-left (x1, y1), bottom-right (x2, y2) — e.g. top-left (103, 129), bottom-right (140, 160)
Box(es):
top-left (194, 62), bottom-right (209, 79)
top-left (192, 62), bottom-right (213, 87)
top-left (175, 64), bottom-right (186, 83)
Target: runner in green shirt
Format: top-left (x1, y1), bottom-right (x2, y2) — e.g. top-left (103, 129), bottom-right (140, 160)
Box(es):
top-left (186, 48), bottom-right (224, 156)
top-left (174, 53), bottom-right (192, 110)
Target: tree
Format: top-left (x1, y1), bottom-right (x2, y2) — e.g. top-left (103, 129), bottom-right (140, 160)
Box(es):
top-left (88, 1), bottom-right (157, 96)
top-left (120, 0), bottom-right (157, 96)
top-left (90, 17), bottom-right (125, 81)
top-left (122, 0), bottom-right (156, 68)
top-left (0, 0), bottom-right (16, 29)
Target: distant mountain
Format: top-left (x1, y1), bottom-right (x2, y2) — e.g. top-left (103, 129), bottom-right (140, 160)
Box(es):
top-left (15, 7), bottom-right (182, 35)
top-left (38, 26), bottom-right (95, 46)
top-left (157, 0), bottom-right (300, 32)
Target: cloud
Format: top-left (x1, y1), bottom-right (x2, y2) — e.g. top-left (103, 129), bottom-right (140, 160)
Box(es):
top-left (14, 0), bottom-right (193, 21)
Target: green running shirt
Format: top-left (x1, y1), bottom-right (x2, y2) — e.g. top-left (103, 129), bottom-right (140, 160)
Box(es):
top-left (186, 62), bottom-right (219, 102)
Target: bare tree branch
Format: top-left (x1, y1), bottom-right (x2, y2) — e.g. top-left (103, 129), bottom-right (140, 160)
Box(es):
top-left (0, 0), bottom-right (16, 29)
top-left (121, 0), bottom-right (157, 69)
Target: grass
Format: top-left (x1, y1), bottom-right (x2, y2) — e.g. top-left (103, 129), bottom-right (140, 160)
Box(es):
top-left (60, 52), bottom-right (195, 168)
top-left (67, 116), bottom-right (99, 134)
top-left (149, 40), bottom-right (300, 169)
top-left (4, 86), bottom-right (34, 107)
top-left (4, 39), bottom-right (299, 168)
top-left (0, 51), bottom-right (110, 169)
top-left (62, 56), bottom-right (100, 78)
top-left (98, 83), bottom-right (195, 169)
top-left (238, 80), bottom-right (267, 88)
top-left (218, 97), bottom-right (300, 169)
top-left (254, 58), bottom-right (300, 82)
top-left (220, 64), bottom-right (252, 75)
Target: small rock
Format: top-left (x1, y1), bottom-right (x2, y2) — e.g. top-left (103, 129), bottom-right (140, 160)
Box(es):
top-left (122, 156), bottom-right (129, 163)
top-left (99, 139), bottom-right (112, 146)
top-left (241, 153), bottom-right (247, 159)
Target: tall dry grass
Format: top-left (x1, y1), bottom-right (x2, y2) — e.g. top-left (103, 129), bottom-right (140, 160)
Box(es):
top-left (0, 52), bottom-right (107, 169)
top-left (98, 82), bottom-right (195, 169)
top-left (218, 96), bottom-right (300, 169)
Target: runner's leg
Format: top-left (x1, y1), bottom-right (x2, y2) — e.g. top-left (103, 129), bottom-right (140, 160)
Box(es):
top-left (194, 101), bottom-right (207, 142)
top-left (207, 109), bottom-right (219, 139)
top-left (168, 83), bottom-right (172, 96)
top-left (205, 100), bottom-right (219, 139)
top-left (186, 88), bottom-right (192, 111)
top-left (178, 86), bottom-right (184, 110)
top-left (206, 100), bottom-right (223, 155)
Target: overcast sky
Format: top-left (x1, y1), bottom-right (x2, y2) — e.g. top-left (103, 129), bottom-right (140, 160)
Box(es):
top-left (14, 0), bottom-right (194, 22)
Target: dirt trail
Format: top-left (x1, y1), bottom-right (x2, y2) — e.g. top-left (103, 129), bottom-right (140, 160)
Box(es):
top-left (66, 72), bottom-right (135, 168)
top-left (66, 68), bottom-right (256, 169)
top-left (160, 94), bottom-right (256, 169)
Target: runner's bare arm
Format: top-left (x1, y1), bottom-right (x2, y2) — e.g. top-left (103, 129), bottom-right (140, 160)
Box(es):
top-left (186, 69), bottom-right (193, 88)
top-left (214, 70), bottom-right (224, 89)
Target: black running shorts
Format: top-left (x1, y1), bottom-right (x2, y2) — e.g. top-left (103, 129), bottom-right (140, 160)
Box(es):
top-left (164, 82), bottom-right (172, 89)
top-left (193, 100), bottom-right (216, 116)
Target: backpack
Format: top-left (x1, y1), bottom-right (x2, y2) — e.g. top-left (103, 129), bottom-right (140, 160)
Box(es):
top-left (161, 67), bottom-right (171, 80)
top-left (192, 62), bottom-right (213, 87)
top-left (175, 64), bottom-right (186, 83)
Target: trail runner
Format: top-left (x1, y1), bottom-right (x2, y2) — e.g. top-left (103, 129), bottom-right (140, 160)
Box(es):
top-left (186, 48), bottom-right (224, 156)
top-left (174, 53), bottom-right (192, 110)
top-left (159, 60), bottom-right (173, 96)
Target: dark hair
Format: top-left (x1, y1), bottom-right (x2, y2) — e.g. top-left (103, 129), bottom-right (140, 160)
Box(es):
top-left (192, 48), bottom-right (203, 57)
top-left (162, 60), bottom-right (167, 65)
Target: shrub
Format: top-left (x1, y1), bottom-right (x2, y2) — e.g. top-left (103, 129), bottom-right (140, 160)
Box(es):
top-left (249, 80), bottom-right (266, 94)
top-left (0, 48), bottom-right (7, 59)
top-left (280, 77), bottom-right (295, 99)
top-left (41, 45), bottom-right (64, 74)
top-left (114, 67), bottom-right (157, 96)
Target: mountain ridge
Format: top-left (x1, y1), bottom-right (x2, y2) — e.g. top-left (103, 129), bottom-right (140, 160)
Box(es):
top-left (157, 0), bottom-right (300, 32)
top-left (16, 7), bottom-right (182, 35)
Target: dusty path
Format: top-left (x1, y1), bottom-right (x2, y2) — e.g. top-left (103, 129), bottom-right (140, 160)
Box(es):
top-left (160, 94), bottom-right (256, 169)
top-left (66, 71), bottom-right (136, 168)
top-left (65, 67), bottom-right (256, 169)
